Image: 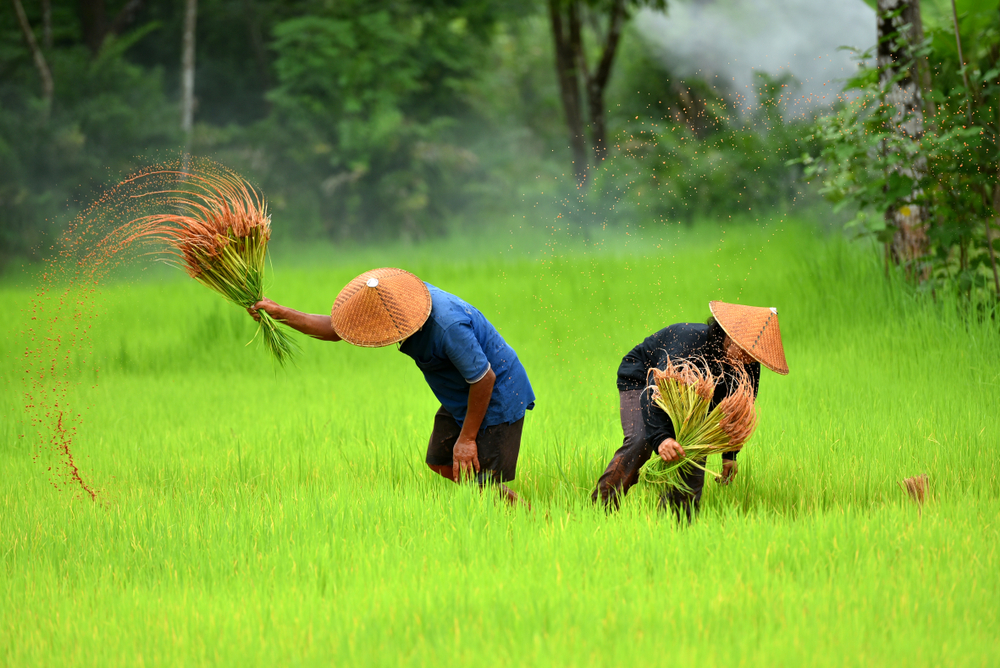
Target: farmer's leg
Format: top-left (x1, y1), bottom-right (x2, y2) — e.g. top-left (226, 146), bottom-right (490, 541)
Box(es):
top-left (426, 405), bottom-right (461, 481)
top-left (425, 407), bottom-right (527, 505)
top-left (659, 458), bottom-right (707, 524)
top-left (591, 389), bottom-right (654, 510)
top-left (474, 417), bottom-right (528, 507)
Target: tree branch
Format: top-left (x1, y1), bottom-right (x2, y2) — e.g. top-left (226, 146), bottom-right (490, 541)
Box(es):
top-left (548, 0), bottom-right (588, 185)
top-left (585, 0), bottom-right (627, 163)
top-left (590, 0), bottom-right (626, 95)
top-left (11, 0), bottom-right (53, 119)
top-left (42, 0), bottom-right (51, 49)
top-left (181, 0), bottom-right (197, 136)
top-left (569, 0), bottom-right (587, 82)
top-left (107, 0), bottom-right (146, 38)
top-left (948, 0), bottom-right (973, 123)
top-left (77, 0), bottom-right (107, 54)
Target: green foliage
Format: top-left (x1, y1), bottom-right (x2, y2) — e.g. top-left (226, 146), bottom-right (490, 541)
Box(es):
top-left (0, 0), bottom-right (848, 268)
top-left (126, 0), bottom-right (286, 126)
top-left (798, 2), bottom-right (1000, 299)
top-left (257, 0), bottom-right (505, 241)
top-left (593, 67), bottom-right (817, 224)
top-left (0, 12), bottom-right (179, 266)
top-left (0, 0), bottom-right (523, 265)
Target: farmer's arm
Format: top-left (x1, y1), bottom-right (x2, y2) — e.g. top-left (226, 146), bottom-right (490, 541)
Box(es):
top-left (641, 388), bottom-right (684, 463)
top-left (640, 327), bottom-right (708, 463)
top-left (720, 444), bottom-right (739, 483)
top-left (440, 321), bottom-right (495, 481)
top-left (453, 367), bottom-right (496, 481)
top-left (249, 298), bottom-right (341, 342)
top-left (718, 458), bottom-right (738, 483)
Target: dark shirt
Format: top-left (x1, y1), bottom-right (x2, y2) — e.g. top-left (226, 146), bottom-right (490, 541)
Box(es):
top-left (399, 283), bottom-right (535, 429)
top-left (617, 323), bottom-right (760, 461)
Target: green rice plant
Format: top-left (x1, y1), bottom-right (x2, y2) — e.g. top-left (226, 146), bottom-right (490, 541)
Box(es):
top-left (128, 169), bottom-right (298, 365)
top-left (3, 220), bottom-right (1000, 667)
top-left (641, 357), bottom-right (757, 492)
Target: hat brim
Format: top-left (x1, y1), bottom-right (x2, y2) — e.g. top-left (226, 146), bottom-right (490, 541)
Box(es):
top-left (709, 301), bottom-right (789, 375)
top-left (331, 268), bottom-right (432, 347)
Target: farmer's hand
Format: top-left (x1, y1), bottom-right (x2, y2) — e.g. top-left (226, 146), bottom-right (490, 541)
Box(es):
top-left (248, 298), bottom-right (279, 322)
top-left (657, 438), bottom-right (685, 463)
top-left (718, 459), bottom-right (738, 485)
top-left (452, 436), bottom-right (480, 482)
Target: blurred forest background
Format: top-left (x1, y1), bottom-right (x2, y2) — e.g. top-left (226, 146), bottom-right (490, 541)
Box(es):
top-left (2, 0), bottom-right (999, 300)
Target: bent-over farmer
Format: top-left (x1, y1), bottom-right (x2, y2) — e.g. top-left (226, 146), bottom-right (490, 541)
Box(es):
top-left (591, 301), bottom-right (788, 520)
top-left (250, 267), bottom-right (535, 505)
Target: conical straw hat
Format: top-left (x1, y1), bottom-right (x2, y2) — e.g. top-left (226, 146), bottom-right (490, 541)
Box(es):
top-left (331, 268), bottom-right (432, 348)
top-left (709, 301), bottom-right (789, 375)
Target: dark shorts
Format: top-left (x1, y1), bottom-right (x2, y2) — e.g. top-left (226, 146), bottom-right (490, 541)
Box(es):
top-left (425, 405), bottom-right (524, 483)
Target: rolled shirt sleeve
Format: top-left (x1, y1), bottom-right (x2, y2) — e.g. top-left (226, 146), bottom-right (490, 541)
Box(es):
top-left (441, 321), bottom-right (491, 384)
top-left (641, 388), bottom-right (677, 452)
top-left (399, 283), bottom-right (535, 429)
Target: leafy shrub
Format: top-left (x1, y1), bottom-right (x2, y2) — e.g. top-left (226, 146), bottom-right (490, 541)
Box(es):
top-left (589, 69), bottom-right (817, 226)
top-left (796, 1), bottom-right (1000, 301)
top-left (257, 3), bottom-right (500, 241)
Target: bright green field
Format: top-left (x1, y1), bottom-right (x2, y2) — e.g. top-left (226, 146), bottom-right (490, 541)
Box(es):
top-left (2, 219), bottom-right (998, 667)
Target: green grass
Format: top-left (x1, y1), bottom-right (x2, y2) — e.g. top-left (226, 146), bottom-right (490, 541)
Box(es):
top-left (2, 217), bottom-right (998, 666)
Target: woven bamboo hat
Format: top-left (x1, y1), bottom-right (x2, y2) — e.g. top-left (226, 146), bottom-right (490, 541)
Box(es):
top-left (709, 301), bottom-right (789, 375)
top-left (330, 268), bottom-right (432, 348)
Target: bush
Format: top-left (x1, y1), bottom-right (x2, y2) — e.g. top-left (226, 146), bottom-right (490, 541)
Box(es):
top-left (590, 67), bottom-right (818, 226)
top-left (252, 3), bottom-right (501, 242)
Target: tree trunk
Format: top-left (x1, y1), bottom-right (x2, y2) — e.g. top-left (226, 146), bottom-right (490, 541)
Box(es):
top-left (549, 0), bottom-right (638, 186)
top-left (586, 0), bottom-right (626, 165)
top-left (242, 0), bottom-right (271, 96)
top-left (42, 0), bottom-right (52, 49)
top-left (181, 0), bottom-right (197, 157)
top-left (107, 0), bottom-right (146, 38)
top-left (11, 0), bottom-right (54, 120)
top-left (77, 0), bottom-right (145, 55)
top-left (77, 0), bottom-right (107, 55)
top-left (877, 0), bottom-right (929, 273)
top-left (549, 0), bottom-right (589, 186)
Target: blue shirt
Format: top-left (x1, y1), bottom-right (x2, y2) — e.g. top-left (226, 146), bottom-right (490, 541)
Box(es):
top-left (399, 284), bottom-right (535, 428)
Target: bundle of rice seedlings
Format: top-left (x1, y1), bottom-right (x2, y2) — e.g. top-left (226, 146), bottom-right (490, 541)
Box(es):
top-left (899, 474), bottom-right (930, 507)
top-left (641, 357), bottom-right (757, 492)
top-left (129, 169), bottom-right (298, 365)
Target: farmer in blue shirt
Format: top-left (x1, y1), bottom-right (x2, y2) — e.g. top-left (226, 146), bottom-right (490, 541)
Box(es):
top-left (249, 267), bottom-right (534, 505)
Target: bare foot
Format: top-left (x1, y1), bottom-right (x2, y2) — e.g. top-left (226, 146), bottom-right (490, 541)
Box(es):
top-left (500, 484), bottom-right (531, 510)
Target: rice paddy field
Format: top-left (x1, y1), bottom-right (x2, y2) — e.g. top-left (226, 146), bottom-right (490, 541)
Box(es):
top-left (1, 217), bottom-right (998, 666)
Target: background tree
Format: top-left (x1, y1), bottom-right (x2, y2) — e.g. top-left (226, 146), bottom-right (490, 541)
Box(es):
top-left (0, 0), bottom-right (177, 267)
top-left (249, 0), bottom-right (513, 240)
top-left (547, 0), bottom-right (665, 185)
top-left (801, 0), bottom-right (1000, 301)
top-left (0, 0), bottom-right (863, 280)
top-left (181, 0), bottom-right (197, 164)
top-left (77, 0), bottom-right (145, 54)
top-left (10, 0), bottom-right (53, 118)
